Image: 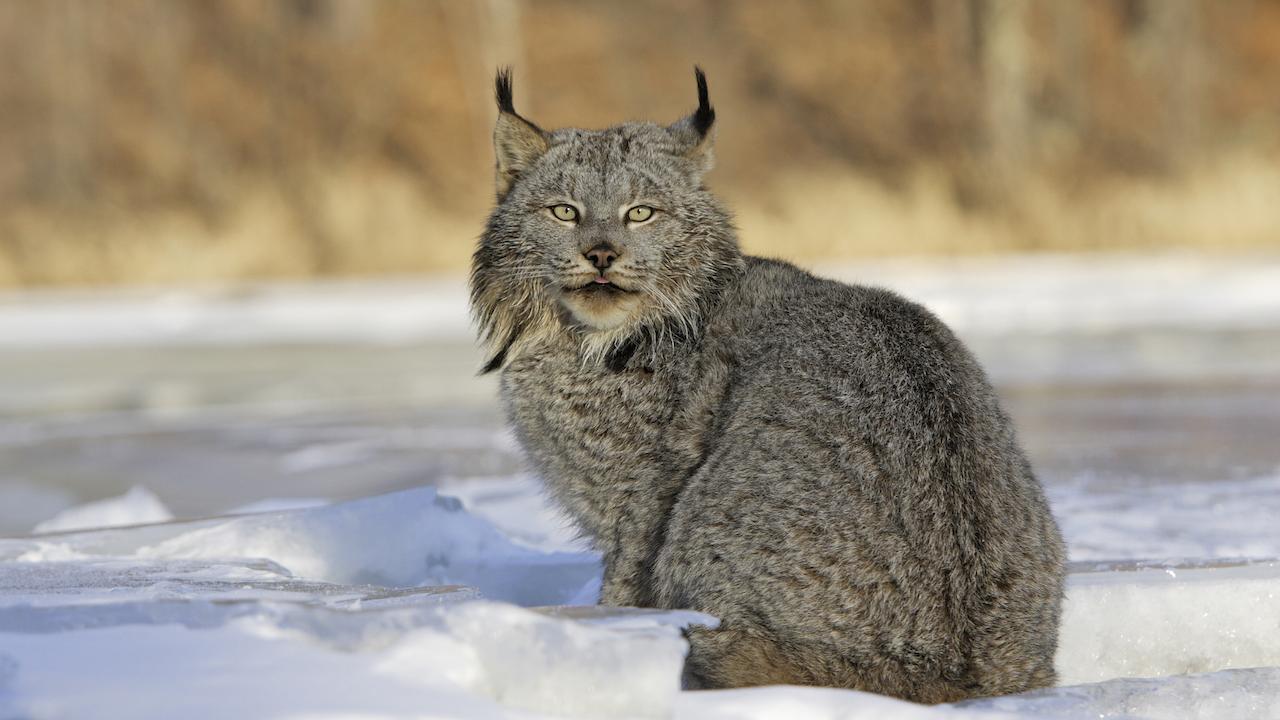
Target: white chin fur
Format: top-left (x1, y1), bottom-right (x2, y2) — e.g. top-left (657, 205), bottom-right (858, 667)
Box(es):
top-left (561, 292), bottom-right (641, 331)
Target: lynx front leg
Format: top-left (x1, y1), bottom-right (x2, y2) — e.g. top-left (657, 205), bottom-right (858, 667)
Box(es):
top-left (596, 481), bottom-right (685, 607)
top-left (599, 544), bottom-right (655, 607)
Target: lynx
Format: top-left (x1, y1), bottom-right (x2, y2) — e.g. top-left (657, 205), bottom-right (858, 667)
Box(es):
top-left (470, 68), bottom-right (1066, 702)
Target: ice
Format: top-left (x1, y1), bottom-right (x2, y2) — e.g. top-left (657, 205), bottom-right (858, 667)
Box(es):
top-left (426, 602), bottom-right (688, 717)
top-left (1056, 560), bottom-right (1280, 685)
top-left (0, 556), bottom-right (478, 619)
top-left (32, 485), bottom-right (173, 534)
top-left (0, 602), bottom-right (694, 720)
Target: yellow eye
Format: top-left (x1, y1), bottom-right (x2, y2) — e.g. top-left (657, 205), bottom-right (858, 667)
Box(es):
top-left (627, 206), bottom-right (655, 223)
top-left (549, 204), bottom-right (579, 222)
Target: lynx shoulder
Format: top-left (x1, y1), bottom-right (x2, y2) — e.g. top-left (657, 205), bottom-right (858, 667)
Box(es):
top-left (470, 68), bottom-right (1066, 702)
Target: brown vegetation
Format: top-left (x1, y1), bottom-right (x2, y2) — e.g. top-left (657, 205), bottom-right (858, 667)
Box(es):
top-left (0, 0), bottom-right (1277, 287)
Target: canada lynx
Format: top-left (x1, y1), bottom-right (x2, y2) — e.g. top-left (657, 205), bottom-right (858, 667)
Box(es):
top-left (471, 68), bottom-right (1065, 702)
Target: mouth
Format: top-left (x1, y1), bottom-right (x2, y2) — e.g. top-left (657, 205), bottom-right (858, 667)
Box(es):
top-left (559, 273), bottom-right (642, 330)
top-left (566, 275), bottom-right (632, 295)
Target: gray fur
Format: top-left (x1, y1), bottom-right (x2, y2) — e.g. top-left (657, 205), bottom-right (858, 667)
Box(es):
top-left (471, 69), bottom-right (1066, 703)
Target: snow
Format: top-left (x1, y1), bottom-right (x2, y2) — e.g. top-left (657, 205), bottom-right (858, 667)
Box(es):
top-left (678, 685), bottom-right (988, 720)
top-left (437, 474), bottom-right (587, 553)
top-left (961, 667), bottom-right (1280, 719)
top-left (1, 254), bottom-right (1278, 348)
top-left (1058, 560), bottom-right (1280, 684)
top-left (4, 477), bottom-right (1280, 718)
top-left (32, 485), bottom-right (173, 534)
top-left (0, 489), bottom-right (703, 718)
top-left (828, 254), bottom-right (1280, 337)
top-left (3, 255), bottom-right (1280, 718)
top-left (7, 487), bottom-right (599, 608)
top-left (0, 276), bottom-right (472, 348)
top-left (0, 603), bottom-right (693, 720)
top-left (1050, 475), bottom-right (1280, 561)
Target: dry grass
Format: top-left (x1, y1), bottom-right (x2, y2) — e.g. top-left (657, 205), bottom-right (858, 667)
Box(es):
top-left (0, 1), bottom-right (1278, 288)
top-left (4, 153), bottom-right (1274, 289)
top-left (736, 153), bottom-right (1280, 262)
top-left (0, 173), bottom-right (482, 286)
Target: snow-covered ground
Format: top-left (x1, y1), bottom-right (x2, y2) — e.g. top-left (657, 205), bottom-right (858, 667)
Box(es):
top-left (3, 480), bottom-right (1280, 719)
top-left (2, 253), bottom-right (1279, 719)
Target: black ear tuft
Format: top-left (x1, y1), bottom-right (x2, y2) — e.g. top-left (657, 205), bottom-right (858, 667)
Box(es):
top-left (495, 67), bottom-right (516, 114)
top-left (692, 66), bottom-right (715, 137)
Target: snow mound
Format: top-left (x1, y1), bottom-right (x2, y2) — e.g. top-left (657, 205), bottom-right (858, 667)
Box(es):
top-left (32, 486), bottom-right (172, 534)
top-left (134, 487), bottom-right (597, 605)
top-left (3, 486), bottom-right (600, 608)
top-left (437, 473), bottom-right (587, 553)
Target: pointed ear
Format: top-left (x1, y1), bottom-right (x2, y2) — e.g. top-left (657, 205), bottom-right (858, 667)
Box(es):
top-left (493, 68), bottom-right (549, 199)
top-left (667, 67), bottom-right (716, 173)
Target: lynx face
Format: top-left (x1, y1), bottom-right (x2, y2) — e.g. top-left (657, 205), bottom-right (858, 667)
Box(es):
top-left (472, 69), bottom-right (742, 371)
top-left (502, 123), bottom-right (712, 331)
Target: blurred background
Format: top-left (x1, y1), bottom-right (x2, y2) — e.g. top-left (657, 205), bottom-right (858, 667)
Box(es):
top-left (0, 1), bottom-right (1278, 541)
top-left (1, 0), bottom-right (1278, 286)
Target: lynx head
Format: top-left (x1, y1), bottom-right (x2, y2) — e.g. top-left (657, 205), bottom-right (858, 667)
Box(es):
top-left (471, 68), bottom-right (744, 372)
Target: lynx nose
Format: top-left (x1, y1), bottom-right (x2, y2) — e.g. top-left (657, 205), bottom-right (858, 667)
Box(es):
top-left (584, 244), bottom-right (618, 271)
